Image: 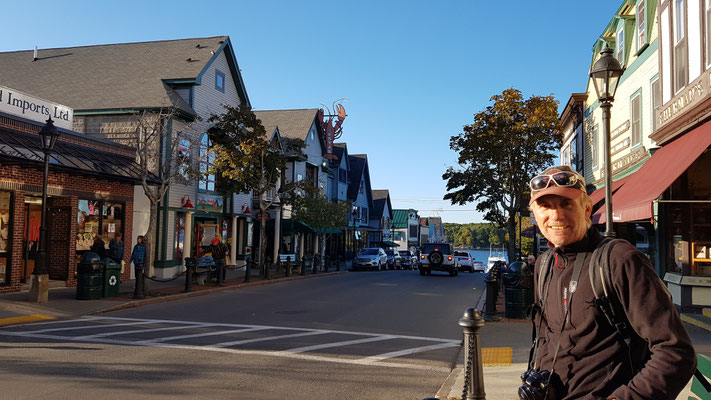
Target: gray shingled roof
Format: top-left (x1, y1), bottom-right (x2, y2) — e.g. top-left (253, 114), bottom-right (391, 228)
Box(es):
top-left (253, 109), bottom-right (319, 140)
top-left (371, 190), bottom-right (390, 220)
top-left (0, 36), bottom-right (241, 116)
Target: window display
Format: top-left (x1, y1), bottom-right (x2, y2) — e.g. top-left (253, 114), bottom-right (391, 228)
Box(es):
top-left (0, 191), bottom-right (10, 284)
top-left (76, 199), bottom-right (124, 252)
top-left (174, 212), bottom-right (185, 259)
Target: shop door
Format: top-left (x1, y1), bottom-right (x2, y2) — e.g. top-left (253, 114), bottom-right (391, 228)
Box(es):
top-left (22, 201), bottom-right (42, 282)
top-left (48, 206), bottom-right (71, 280)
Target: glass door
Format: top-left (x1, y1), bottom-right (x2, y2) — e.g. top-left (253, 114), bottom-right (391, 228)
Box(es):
top-left (22, 198), bottom-right (42, 282)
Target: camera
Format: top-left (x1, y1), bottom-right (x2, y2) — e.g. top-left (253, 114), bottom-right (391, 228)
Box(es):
top-left (518, 369), bottom-right (553, 400)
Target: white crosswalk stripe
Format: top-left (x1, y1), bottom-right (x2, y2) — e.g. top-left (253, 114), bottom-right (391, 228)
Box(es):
top-left (0, 316), bottom-right (461, 372)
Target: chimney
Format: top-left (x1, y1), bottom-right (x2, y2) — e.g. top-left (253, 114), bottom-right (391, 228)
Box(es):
top-left (33, 46), bottom-right (38, 61)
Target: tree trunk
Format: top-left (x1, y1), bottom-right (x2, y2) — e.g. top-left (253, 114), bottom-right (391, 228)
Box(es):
top-left (143, 201), bottom-right (159, 296)
top-left (259, 212), bottom-right (267, 276)
top-left (506, 213), bottom-right (517, 264)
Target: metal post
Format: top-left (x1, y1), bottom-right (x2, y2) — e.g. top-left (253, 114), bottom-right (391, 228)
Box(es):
top-left (324, 255), bottom-right (329, 273)
top-left (601, 101), bottom-right (616, 238)
top-left (483, 278), bottom-right (500, 321)
top-left (285, 256), bottom-right (291, 277)
top-left (459, 308), bottom-right (486, 400)
top-left (301, 255), bottom-right (306, 276)
top-left (243, 258), bottom-right (251, 283)
top-left (312, 254), bottom-right (318, 274)
top-left (184, 258), bottom-right (193, 292)
top-left (265, 257), bottom-right (271, 280)
top-left (133, 265), bottom-right (145, 299)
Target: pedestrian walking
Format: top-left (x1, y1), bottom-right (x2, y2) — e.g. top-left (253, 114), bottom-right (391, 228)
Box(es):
top-left (109, 232), bottom-right (124, 264)
top-left (130, 235), bottom-right (146, 299)
top-left (209, 236), bottom-right (228, 286)
top-left (524, 165), bottom-right (696, 399)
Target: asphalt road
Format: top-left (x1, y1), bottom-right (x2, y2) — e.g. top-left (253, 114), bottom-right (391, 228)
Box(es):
top-left (0, 269), bottom-right (487, 400)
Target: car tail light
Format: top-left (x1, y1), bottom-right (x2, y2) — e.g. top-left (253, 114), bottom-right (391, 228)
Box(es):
top-left (468, 257), bottom-right (471, 260)
top-left (420, 255), bottom-right (425, 259)
top-left (448, 256), bottom-right (453, 261)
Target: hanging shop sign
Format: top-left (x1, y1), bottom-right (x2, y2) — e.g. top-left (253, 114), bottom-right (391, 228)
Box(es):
top-left (196, 193), bottom-right (223, 213)
top-left (0, 85), bottom-right (73, 130)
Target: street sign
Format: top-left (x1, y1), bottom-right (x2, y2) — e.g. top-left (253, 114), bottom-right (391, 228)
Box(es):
top-left (254, 212), bottom-right (271, 221)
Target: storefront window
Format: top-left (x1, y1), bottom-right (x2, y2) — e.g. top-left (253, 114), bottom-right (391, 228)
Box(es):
top-left (77, 199), bottom-right (124, 251)
top-left (0, 191), bottom-right (11, 284)
top-left (174, 212), bottom-right (185, 259)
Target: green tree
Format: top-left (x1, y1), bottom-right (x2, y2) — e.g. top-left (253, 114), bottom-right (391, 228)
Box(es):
top-left (291, 195), bottom-right (350, 264)
top-left (443, 88), bottom-right (561, 262)
top-left (208, 105), bottom-right (306, 272)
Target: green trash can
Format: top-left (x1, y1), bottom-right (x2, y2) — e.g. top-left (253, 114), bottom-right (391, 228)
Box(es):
top-left (102, 258), bottom-right (121, 298)
top-left (77, 252), bottom-right (103, 300)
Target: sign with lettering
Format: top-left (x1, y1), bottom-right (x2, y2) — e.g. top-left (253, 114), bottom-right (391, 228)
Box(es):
top-left (610, 120), bottom-right (630, 141)
top-left (0, 85), bottom-right (73, 130)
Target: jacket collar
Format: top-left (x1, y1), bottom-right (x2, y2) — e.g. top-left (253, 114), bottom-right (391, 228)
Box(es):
top-left (548, 228), bottom-right (604, 255)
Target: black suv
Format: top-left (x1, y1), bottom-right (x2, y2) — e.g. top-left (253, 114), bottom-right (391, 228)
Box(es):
top-left (419, 243), bottom-right (458, 276)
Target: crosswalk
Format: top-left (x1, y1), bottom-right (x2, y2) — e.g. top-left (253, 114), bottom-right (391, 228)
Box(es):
top-left (0, 316), bottom-right (461, 372)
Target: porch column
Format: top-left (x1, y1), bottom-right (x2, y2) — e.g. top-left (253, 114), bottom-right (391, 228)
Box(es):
top-left (273, 208), bottom-right (281, 263)
top-left (231, 215), bottom-right (238, 266)
top-left (299, 234), bottom-right (304, 259)
top-left (182, 211), bottom-right (194, 269)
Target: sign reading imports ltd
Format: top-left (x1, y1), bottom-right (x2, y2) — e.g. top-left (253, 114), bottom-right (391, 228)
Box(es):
top-left (0, 85), bottom-right (73, 130)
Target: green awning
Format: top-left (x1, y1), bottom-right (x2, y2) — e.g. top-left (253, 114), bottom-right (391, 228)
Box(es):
top-left (321, 227), bottom-right (342, 234)
top-left (382, 240), bottom-right (399, 247)
top-left (266, 219), bottom-right (315, 234)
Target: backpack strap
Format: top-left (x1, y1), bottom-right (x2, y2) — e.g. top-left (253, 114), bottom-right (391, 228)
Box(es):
top-left (528, 249), bottom-right (555, 370)
top-left (589, 238), bottom-right (634, 347)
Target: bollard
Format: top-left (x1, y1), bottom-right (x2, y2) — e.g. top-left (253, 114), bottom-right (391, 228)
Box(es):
top-left (312, 255), bottom-right (318, 274)
top-left (244, 260), bottom-right (251, 283)
top-left (301, 256), bottom-right (306, 276)
top-left (184, 258), bottom-right (194, 293)
top-left (459, 308), bottom-right (486, 400)
top-left (324, 255), bottom-right (329, 273)
top-left (133, 265), bottom-right (145, 299)
top-left (336, 254), bottom-right (341, 271)
top-left (285, 256), bottom-right (291, 277)
top-left (483, 278), bottom-right (500, 321)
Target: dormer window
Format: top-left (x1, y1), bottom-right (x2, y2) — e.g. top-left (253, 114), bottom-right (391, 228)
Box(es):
top-left (215, 70), bottom-right (225, 93)
top-left (616, 27), bottom-right (625, 64)
top-left (637, 0), bottom-right (646, 49)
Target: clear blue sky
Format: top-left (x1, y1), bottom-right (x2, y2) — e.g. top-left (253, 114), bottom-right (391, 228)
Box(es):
top-left (1, 0), bottom-right (621, 224)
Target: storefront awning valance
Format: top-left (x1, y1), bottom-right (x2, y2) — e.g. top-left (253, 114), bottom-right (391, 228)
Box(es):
top-left (588, 173), bottom-right (634, 205)
top-left (593, 121), bottom-right (711, 224)
top-left (267, 219), bottom-right (315, 234)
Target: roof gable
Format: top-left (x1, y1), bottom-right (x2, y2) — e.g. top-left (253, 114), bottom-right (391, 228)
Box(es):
top-left (347, 154), bottom-right (372, 207)
top-left (0, 36), bottom-right (249, 115)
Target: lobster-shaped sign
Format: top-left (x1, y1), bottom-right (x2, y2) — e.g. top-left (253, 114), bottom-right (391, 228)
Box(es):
top-left (318, 99), bottom-right (347, 160)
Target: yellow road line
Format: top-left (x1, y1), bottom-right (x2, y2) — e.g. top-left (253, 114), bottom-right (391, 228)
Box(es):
top-left (0, 314), bottom-right (55, 327)
top-left (681, 314), bottom-right (711, 333)
top-left (481, 346), bottom-right (512, 366)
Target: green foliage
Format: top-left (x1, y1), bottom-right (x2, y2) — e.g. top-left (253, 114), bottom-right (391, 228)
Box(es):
top-left (442, 222), bottom-right (506, 249)
top-left (443, 88), bottom-right (561, 260)
top-left (291, 196), bottom-right (350, 233)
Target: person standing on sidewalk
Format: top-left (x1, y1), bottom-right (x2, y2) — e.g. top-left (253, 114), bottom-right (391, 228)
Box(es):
top-left (209, 236), bottom-right (228, 286)
top-left (527, 165), bottom-right (695, 400)
top-left (130, 235), bottom-right (146, 297)
top-left (109, 232), bottom-right (125, 264)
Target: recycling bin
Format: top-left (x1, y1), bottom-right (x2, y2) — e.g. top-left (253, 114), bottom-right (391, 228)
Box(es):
top-left (503, 261), bottom-right (534, 319)
top-left (102, 258), bottom-right (122, 298)
top-left (76, 252), bottom-right (103, 300)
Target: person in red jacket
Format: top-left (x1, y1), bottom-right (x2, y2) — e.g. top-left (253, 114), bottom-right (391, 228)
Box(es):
top-left (527, 165), bottom-right (695, 400)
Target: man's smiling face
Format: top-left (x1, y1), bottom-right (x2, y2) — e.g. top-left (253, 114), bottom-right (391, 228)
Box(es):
top-left (531, 194), bottom-right (591, 247)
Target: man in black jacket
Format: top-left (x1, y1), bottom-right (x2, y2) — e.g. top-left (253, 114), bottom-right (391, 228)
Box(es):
top-left (209, 236), bottom-right (228, 286)
top-left (528, 165), bottom-right (695, 399)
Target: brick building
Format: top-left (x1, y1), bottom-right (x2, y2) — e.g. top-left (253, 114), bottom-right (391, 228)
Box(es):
top-left (0, 90), bottom-right (144, 293)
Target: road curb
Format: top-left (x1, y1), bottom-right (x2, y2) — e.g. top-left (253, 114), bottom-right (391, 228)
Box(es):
top-left (90, 270), bottom-right (347, 315)
top-left (681, 313), bottom-right (711, 333)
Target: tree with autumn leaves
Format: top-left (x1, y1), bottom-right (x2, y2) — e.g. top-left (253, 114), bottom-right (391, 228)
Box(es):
top-left (443, 88), bottom-right (561, 262)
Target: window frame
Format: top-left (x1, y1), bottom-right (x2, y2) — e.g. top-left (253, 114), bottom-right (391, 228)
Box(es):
top-left (674, 0), bottom-right (688, 93)
top-left (651, 76), bottom-right (661, 132)
top-left (630, 90), bottom-right (642, 148)
top-left (617, 26), bottom-right (625, 64)
top-left (590, 124), bottom-right (599, 171)
top-left (215, 70), bottom-right (225, 93)
top-left (198, 133), bottom-right (216, 192)
top-left (706, 0), bottom-right (711, 68)
top-left (637, 0), bottom-right (647, 50)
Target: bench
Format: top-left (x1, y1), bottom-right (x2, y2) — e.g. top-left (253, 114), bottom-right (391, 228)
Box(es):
top-left (185, 257), bottom-right (216, 285)
top-left (690, 354), bottom-right (711, 400)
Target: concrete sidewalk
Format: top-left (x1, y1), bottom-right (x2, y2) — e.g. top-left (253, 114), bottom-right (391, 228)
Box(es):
top-left (439, 287), bottom-right (711, 400)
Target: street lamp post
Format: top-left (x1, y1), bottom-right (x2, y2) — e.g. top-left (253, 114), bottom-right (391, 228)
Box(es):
top-left (351, 207), bottom-right (358, 259)
top-left (29, 118), bottom-right (61, 303)
top-left (590, 44), bottom-right (624, 238)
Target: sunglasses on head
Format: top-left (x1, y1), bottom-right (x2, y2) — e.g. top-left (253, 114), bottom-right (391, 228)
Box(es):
top-left (529, 171), bottom-right (580, 191)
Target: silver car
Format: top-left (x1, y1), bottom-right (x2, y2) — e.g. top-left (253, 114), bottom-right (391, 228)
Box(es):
top-left (353, 248), bottom-right (387, 271)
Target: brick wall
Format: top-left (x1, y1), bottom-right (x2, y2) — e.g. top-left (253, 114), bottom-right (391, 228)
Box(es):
top-left (0, 164), bottom-right (134, 293)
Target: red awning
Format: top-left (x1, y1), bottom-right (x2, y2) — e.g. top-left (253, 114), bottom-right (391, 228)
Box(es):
top-left (593, 121), bottom-right (711, 224)
top-left (588, 173), bottom-right (634, 205)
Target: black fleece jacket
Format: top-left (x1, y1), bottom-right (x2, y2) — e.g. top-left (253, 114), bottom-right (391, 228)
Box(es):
top-left (532, 228), bottom-right (696, 399)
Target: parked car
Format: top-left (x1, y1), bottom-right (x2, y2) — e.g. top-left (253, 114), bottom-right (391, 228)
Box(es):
top-left (419, 242), bottom-right (458, 276)
top-left (454, 250), bottom-right (474, 273)
top-left (353, 248), bottom-right (387, 271)
top-left (398, 250), bottom-right (417, 270)
top-left (472, 260), bottom-right (486, 272)
top-left (384, 249), bottom-right (402, 269)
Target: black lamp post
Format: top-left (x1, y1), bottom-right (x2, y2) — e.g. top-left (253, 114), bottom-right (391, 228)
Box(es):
top-left (590, 44), bottom-right (624, 238)
top-left (351, 207), bottom-right (358, 258)
top-left (30, 118), bottom-right (61, 302)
